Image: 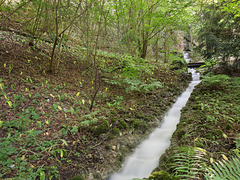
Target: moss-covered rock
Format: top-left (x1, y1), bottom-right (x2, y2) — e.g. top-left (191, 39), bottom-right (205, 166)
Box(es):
top-left (148, 170), bottom-right (180, 180)
top-left (118, 119), bottom-right (128, 129)
top-left (112, 127), bottom-right (120, 135)
top-left (94, 120), bottom-right (110, 136)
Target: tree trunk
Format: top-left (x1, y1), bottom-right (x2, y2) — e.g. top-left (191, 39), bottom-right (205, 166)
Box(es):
top-left (164, 35), bottom-right (169, 63)
top-left (155, 38), bottom-right (159, 62)
top-left (140, 39), bottom-right (148, 59)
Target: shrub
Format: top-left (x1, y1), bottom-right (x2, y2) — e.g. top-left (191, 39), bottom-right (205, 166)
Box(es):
top-left (201, 74), bottom-right (230, 91)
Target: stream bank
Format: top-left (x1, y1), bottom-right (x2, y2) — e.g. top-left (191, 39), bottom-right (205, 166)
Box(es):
top-left (151, 74), bottom-right (240, 179)
top-left (86, 74), bottom-right (191, 180)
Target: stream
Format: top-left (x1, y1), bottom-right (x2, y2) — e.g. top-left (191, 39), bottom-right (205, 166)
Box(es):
top-left (108, 52), bottom-right (200, 180)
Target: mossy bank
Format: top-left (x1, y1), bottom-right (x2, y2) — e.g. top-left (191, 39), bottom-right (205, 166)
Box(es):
top-left (150, 75), bottom-right (240, 179)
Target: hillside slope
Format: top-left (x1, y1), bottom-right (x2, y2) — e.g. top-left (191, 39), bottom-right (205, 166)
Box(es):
top-left (0, 31), bottom-right (190, 179)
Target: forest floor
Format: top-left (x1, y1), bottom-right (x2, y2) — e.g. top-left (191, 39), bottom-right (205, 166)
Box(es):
top-left (0, 30), bottom-right (190, 180)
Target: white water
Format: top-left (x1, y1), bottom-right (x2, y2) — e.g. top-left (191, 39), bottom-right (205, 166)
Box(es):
top-left (109, 53), bottom-right (200, 180)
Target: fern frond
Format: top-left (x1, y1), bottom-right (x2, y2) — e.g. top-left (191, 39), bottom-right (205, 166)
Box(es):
top-left (205, 151), bottom-right (240, 180)
top-left (172, 146), bottom-right (208, 179)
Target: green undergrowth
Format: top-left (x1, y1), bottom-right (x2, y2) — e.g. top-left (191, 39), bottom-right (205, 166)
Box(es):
top-left (0, 32), bottom-right (191, 179)
top-left (149, 75), bottom-right (240, 179)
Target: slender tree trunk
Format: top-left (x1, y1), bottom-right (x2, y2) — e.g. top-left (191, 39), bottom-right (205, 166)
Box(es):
top-left (164, 35), bottom-right (169, 63)
top-left (141, 38), bottom-right (148, 59)
top-left (48, 0), bottom-right (59, 73)
top-left (155, 37), bottom-right (159, 62)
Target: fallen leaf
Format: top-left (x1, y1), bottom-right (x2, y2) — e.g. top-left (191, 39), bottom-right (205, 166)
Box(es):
top-left (222, 154), bottom-right (228, 161)
top-left (58, 106), bottom-right (62, 111)
top-left (210, 158), bottom-right (214, 164)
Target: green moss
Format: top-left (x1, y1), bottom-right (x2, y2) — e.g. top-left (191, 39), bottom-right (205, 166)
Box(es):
top-left (94, 120), bottom-right (110, 136)
top-left (176, 130), bottom-right (185, 140)
top-left (70, 175), bottom-right (84, 180)
top-left (112, 127), bottom-right (120, 135)
top-left (118, 119), bottom-right (128, 129)
top-left (135, 112), bottom-right (145, 119)
top-left (110, 117), bottom-right (118, 124)
top-left (115, 154), bottom-right (124, 167)
top-left (148, 170), bottom-right (180, 180)
top-left (132, 120), bottom-right (148, 133)
top-left (144, 115), bottom-right (156, 122)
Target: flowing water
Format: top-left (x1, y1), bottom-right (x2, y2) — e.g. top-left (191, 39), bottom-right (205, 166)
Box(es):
top-left (109, 53), bottom-right (200, 180)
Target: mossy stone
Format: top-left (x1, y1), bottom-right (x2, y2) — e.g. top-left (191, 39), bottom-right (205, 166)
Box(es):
top-left (112, 127), bottom-right (120, 135)
top-left (94, 120), bottom-right (110, 136)
top-left (148, 170), bottom-right (180, 180)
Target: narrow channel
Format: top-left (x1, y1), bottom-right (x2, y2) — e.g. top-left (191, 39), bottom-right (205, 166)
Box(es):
top-left (109, 53), bottom-right (200, 180)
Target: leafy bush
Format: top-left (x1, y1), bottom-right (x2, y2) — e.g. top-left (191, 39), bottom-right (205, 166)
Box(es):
top-left (200, 57), bottom-right (219, 72)
top-left (201, 74), bottom-right (230, 91)
top-left (124, 78), bottom-right (162, 93)
top-left (171, 57), bottom-right (187, 70)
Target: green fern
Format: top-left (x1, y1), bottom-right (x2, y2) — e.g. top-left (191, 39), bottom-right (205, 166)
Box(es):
top-left (205, 151), bottom-right (240, 180)
top-left (140, 81), bottom-right (162, 92)
top-left (172, 146), bottom-right (207, 179)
